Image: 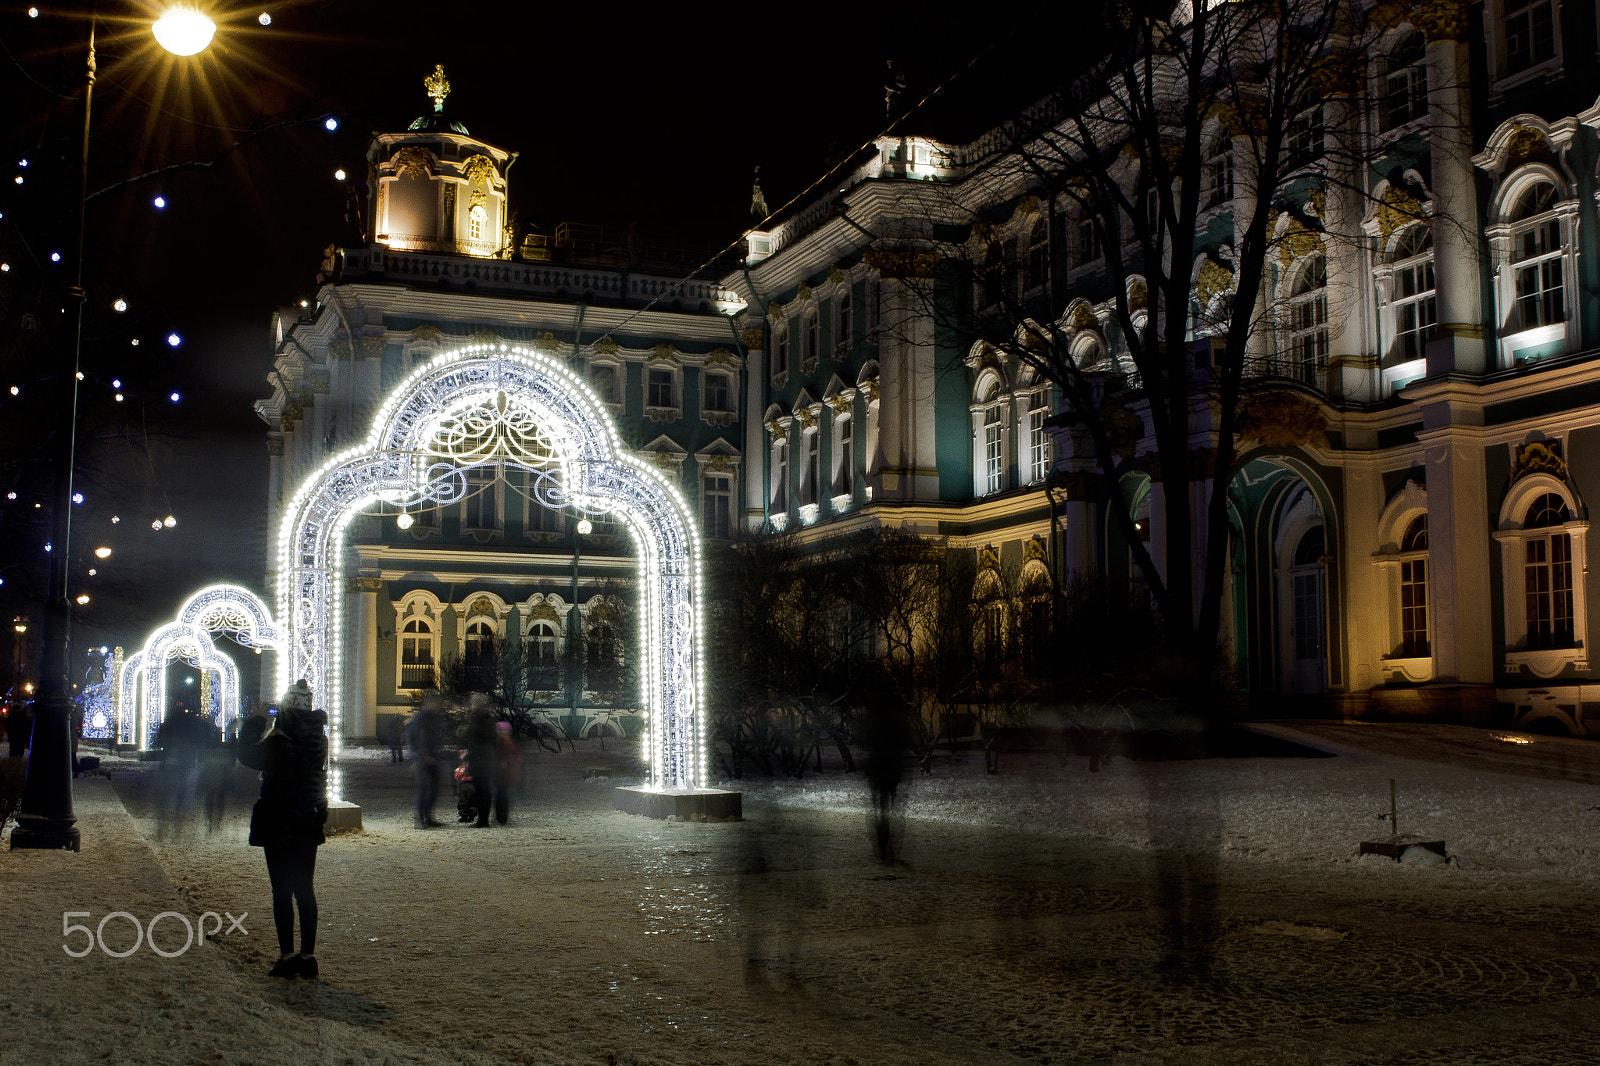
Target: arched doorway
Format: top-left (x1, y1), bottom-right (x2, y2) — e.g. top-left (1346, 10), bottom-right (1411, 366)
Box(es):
top-left (276, 344), bottom-right (705, 793)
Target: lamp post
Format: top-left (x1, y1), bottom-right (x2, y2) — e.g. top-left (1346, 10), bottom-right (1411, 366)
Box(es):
top-left (12, 7), bottom-right (216, 852)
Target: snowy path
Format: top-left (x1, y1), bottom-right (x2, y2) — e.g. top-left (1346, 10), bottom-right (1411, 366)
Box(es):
top-left (6, 722), bottom-right (1600, 1065)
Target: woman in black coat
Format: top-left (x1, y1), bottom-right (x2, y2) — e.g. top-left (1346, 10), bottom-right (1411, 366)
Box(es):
top-left (238, 680), bottom-right (328, 980)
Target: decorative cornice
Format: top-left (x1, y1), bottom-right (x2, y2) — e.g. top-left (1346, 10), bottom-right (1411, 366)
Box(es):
top-left (348, 576), bottom-right (386, 593)
top-left (650, 343), bottom-right (680, 365)
top-left (864, 247), bottom-right (939, 279)
top-left (358, 335), bottom-right (386, 356)
top-left (394, 146), bottom-right (432, 180)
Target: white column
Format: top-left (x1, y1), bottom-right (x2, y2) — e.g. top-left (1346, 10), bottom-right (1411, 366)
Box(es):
top-left (1424, 33), bottom-right (1485, 375)
top-left (1416, 422), bottom-right (1492, 683)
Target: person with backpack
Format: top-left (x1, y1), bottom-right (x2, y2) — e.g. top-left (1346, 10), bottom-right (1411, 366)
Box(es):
top-left (238, 680), bottom-right (328, 980)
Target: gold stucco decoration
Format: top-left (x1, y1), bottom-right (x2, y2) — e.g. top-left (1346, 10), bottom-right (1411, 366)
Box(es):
top-left (1016, 194), bottom-right (1039, 218)
top-left (349, 576), bottom-right (386, 593)
top-left (424, 64), bottom-right (451, 112)
top-left (859, 379), bottom-right (880, 403)
top-left (359, 335), bottom-right (386, 356)
top-left (826, 392), bottom-right (853, 413)
top-left (796, 408), bottom-right (818, 431)
top-left (797, 282), bottom-right (813, 302)
top-left (592, 337), bottom-right (620, 356)
top-left (739, 327), bottom-right (764, 349)
top-left (462, 154), bottom-right (496, 186)
top-left (469, 597), bottom-right (496, 617)
top-left (473, 329), bottom-right (501, 344)
top-left (1128, 280), bottom-right (1148, 309)
top-left (828, 265), bottom-right (846, 286)
top-left (706, 454), bottom-right (732, 472)
top-left (394, 146), bottom-right (432, 180)
top-left (1513, 441), bottom-right (1568, 482)
top-left (1371, 0), bottom-right (1466, 40)
top-left (535, 332), bottom-right (560, 351)
top-left (863, 247), bottom-right (939, 279)
top-left (768, 302), bottom-right (784, 321)
top-left (977, 545), bottom-right (1000, 572)
top-left (309, 369), bottom-right (331, 395)
top-left (1195, 258), bottom-right (1234, 307)
top-left (650, 343), bottom-right (679, 365)
top-left (469, 189), bottom-right (487, 210)
top-left (526, 602), bottom-right (560, 623)
top-left (265, 438), bottom-right (284, 456)
top-left (329, 338), bottom-right (352, 361)
top-left (707, 347), bottom-right (736, 366)
top-left (1072, 304), bottom-right (1098, 331)
top-left (652, 451), bottom-right (680, 468)
top-left (412, 325), bottom-right (443, 341)
top-left (1234, 391), bottom-right (1328, 448)
top-left (1276, 216), bottom-right (1325, 268)
top-left (1375, 184), bottom-right (1428, 242)
top-left (1504, 125), bottom-right (1556, 170)
top-left (1023, 536), bottom-right (1048, 563)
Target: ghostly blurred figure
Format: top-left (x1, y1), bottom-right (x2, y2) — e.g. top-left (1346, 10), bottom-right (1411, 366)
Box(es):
top-left (861, 698), bottom-right (911, 864)
top-left (155, 702), bottom-right (205, 839)
top-left (1139, 717), bottom-right (1223, 983)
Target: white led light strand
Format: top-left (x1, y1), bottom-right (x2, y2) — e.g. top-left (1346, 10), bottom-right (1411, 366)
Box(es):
top-left (275, 345), bottom-right (707, 791)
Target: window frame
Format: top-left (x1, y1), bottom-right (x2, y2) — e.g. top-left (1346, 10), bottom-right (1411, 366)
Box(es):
top-left (1494, 473), bottom-right (1590, 677)
top-left (460, 464), bottom-right (503, 534)
top-left (1284, 255), bottom-right (1330, 388)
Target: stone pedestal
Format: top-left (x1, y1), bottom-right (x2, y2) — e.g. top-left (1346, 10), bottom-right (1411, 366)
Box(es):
top-left (614, 786), bottom-right (742, 821)
top-left (325, 800), bottom-right (362, 832)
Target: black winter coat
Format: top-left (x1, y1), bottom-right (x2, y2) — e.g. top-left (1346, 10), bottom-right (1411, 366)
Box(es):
top-left (238, 711), bottom-right (329, 848)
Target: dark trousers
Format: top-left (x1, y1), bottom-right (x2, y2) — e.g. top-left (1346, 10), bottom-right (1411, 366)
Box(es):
top-left (494, 786), bottom-right (510, 825)
top-left (263, 842), bottom-right (319, 957)
top-left (472, 782), bottom-right (492, 826)
top-left (414, 760), bottom-right (439, 825)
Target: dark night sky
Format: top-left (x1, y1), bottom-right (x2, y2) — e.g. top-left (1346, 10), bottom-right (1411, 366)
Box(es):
top-left (0, 0), bottom-right (1041, 663)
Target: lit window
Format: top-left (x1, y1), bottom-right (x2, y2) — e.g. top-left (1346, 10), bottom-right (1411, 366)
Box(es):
top-left (772, 437), bottom-right (788, 514)
top-left (774, 328), bottom-right (789, 378)
top-left (1524, 493), bottom-right (1574, 648)
top-left (802, 429), bottom-right (819, 506)
top-left (985, 406), bottom-right (1004, 495)
top-left (1378, 32), bottom-right (1428, 131)
top-left (1398, 515), bottom-right (1429, 657)
top-left (832, 415), bottom-right (854, 498)
top-left (1390, 226), bottom-right (1436, 364)
top-left (1510, 183), bottom-right (1564, 331)
top-left (1027, 392), bottom-right (1051, 484)
top-left (1286, 88), bottom-right (1324, 169)
top-left (527, 621), bottom-right (560, 689)
top-left (1505, 0), bottom-right (1556, 75)
top-left (1287, 256), bottom-right (1329, 386)
top-left (469, 204), bottom-right (487, 241)
top-left (400, 618), bottom-right (436, 690)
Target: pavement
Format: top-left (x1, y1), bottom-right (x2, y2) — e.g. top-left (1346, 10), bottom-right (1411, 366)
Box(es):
top-left (4, 721), bottom-right (1600, 1066)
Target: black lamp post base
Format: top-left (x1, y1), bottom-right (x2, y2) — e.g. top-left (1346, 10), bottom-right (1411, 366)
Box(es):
top-left (10, 816), bottom-right (81, 852)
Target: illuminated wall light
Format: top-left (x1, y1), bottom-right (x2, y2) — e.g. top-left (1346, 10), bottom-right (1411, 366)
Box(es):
top-left (71, 492), bottom-right (83, 504)
top-left (17, 159), bottom-right (26, 168)
top-left (75, 594), bottom-right (89, 605)
top-left (334, 169), bottom-right (346, 182)
top-left (115, 393), bottom-right (124, 402)
top-left (13, 177), bottom-right (22, 185)
top-left (153, 196), bottom-right (166, 209)
top-left (170, 391), bottom-right (181, 401)
top-left (112, 298), bottom-right (127, 312)
top-left (163, 515), bottom-right (176, 527)
top-left (5, 492), bottom-right (14, 499)
top-left (87, 568), bottom-right (96, 576)
top-left (111, 515), bottom-right (119, 523)
top-left (27, 8), bottom-right (38, 17)
top-left (151, 520), bottom-right (163, 530)
top-left (259, 11), bottom-right (271, 25)
top-left (75, 371), bottom-right (83, 380)
top-left (9, 386), bottom-right (17, 396)
top-left (49, 251), bottom-right (60, 262)
top-left (94, 547), bottom-right (111, 559)
top-left (394, 511), bottom-right (413, 529)
top-left (324, 116), bottom-right (338, 131)
top-left (166, 335), bottom-right (181, 348)
top-left (1, 263), bottom-right (10, 272)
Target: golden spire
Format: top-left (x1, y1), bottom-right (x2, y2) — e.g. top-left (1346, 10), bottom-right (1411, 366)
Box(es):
top-left (424, 64), bottom-right (451, 113)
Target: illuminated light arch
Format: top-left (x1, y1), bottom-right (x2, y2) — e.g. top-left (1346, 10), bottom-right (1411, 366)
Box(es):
top-left (277, 343), bottom-right (706, 795)
top-left (120, 623), bottom-right (240, 747)
top-left (117, 584), bottom-right (283, 748)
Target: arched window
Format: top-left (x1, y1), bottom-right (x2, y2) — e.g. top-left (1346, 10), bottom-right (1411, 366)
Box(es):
top-left (527, 620), bottom-right (560, 690)
top-left (801, 424), bottom-right (820, 508)
top-left (586, 620), bottom-right (622, 687)
top-left (1390, 226), bottom-right (1436, 365)
top-left (971, 376), bottom-right (1008, 497)
top-left (1378, 31), bottom-right (1428, 131)
top-left (973, 567), bottom-right (1008, 670)
top-left (469, 204), bottom-right (487, 241)
top-left (1204, 134), bottom-right (1234, 209)
top-left (1510, 182), bottom-right (1564, 331)
top-left (1026, 219), bottom-right (1050, 291)
top-left (1398, 515), bottom-right (1429, 657)
top-left (1524, 492), bottom-right (1574, 648)
top-left (589, 362), bottom-right (620, 405)
top-left (1025, 389), bottom-right (1052, 485)
top-left (400, 618), bottom-right (436, 690)
top-left (464, 617), bottom-right (497, 688)
top-left (774, 327), bottom-right (790, 379)
top-left (803, 311), bottom-right (819, 371)
top-left (1287, 256), bottom-right (1329, 385)
top-left (836, 289), bottom-right (853, 354)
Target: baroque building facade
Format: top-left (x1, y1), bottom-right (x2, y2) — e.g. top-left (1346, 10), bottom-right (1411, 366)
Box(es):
top-left (264, 0), bottom-right (1600, 741)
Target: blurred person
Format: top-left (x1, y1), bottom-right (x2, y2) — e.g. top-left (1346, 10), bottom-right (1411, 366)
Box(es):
top-left (239, 680), bottom-right (328, 981)
top-left (202, 716), bottom-right (236, 832)
top-left (387, 713), bottom-right (407, 764)
top-left (155, 702), bottom-right (205, 839)
top-left (492, 720), bottom-right (522, 824)
top-left (463, 694), bottom-right (498, 828)
top-left (406, 696), bottom-right (447, 828)
top-left (861, 697), bottom-right (911, 864)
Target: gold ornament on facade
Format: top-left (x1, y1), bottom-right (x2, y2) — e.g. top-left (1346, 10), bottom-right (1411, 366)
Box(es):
top-left (424, 64), bottom-right (452, 112)
top-left (473, 329), bottom-right (501, 344)
top-left (859, 379), bottom-right (879, 403)
top-left (826, 392), bottom-right (853, 413)
top-left (1371, 0), bottom-right (1466, 40)
top-left (461, 154), bottom-right (496, 187)
top-left (535, 331), bottom-right (560, 351)
top-left (1024, 536), bottom-right (1048, 563)
top-left (394, 146), bottom-right (432, 180)
top-left (309, 369), bottom-right (331, 395)
top-left (1276, 217), bottom-right (1325, 268)
top-left (1504, 125), bottom-right (1556, 170)
top-left (1195, 258), bottom-right (1234, 307)
top-left (706, 454), bottom-right (732, 472)
top-left (526, 602), bottom-right (560, 623)
top-left (863, 247), bottom-right (939, 279)
top-left (977, 545), bottom-right (1000, 572)
top-left (469, 189), bottom-right (487, 210)
top-left (1015, 194), bottom-right (1039, 219)
top-left (707, 347), bottom-right (737, 366)
top-left (796, 408), bottom-right (818, 431)
top-left (767, 420), bottom-right (789, 444)
top-left (1127, 280), bottom-right (1148, 309)
top-left (265, 438), bottom-right (285, 456)
top-left (348, 576), bottom-right (386, 593)
top-left (739, 327), bottom-right (764, 350)
top-left (1375, 184), bottom-right (1429, 242)
top-left (1235, 391), bottom-right (1328, 448)
top-left (469, 597), bottom-right (495, 617)
top-left (359, 335), bottom-right (386, 356)
top-left (329, 338), bottom-right (352, 361)
top-left (828, 265), bottom-right (846, 286)
top-left (651, 451), bottom-right (680, 469)
top-left (592, 336), bottom-right (620, 356)
top-left (767, 302), bottom-right (784, 321)
top-left (797, 281), bottom-right (812, 302)
top-left (1072, 303), bottom-right (1098, 331)
top-left (1513, 441), bottom-right (1568, 482)
top-left (412, 325), bottom-right (443, 341)
top-left (650, 343), bottom-right (679, 365)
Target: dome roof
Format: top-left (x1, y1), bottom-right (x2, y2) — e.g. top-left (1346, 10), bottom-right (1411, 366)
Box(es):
top-left (407, 112), bottom-right (469, 135)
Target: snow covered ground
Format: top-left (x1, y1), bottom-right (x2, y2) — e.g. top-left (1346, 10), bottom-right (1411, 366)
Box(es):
top-left (5, 721), bottom-right (1600, 1066)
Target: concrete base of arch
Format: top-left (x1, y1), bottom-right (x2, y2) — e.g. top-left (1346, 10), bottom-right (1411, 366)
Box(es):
top-left (613, 786), bottom-right (742, 821)
top-left (326, 800), bottom-right (363, 832)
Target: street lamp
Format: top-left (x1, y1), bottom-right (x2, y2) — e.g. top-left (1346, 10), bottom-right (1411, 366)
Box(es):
top-left (569, 518), bottom-right (592, 738)
top-left (12, 8), bottom-right (216, 853)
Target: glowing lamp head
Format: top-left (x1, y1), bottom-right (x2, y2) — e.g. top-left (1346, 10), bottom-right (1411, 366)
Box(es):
top-left (258, 11), bottom-right (271, 25)
top-left (113, 298), bottom-right (128, 312)
top-left (395, 512), bottom-right (414, 530)
top-left (334, 168), bottom-right (346, 181)
top-left (75, 594), bottom-right (90, 605)
top-left (170, 391), bottom-right (181, 401)
top-left (576, 519), bottom-right (593, 535)
top-left (94, 547), bottom-right (111, 559)
top-left (163, 515), bottom-right (177, 528)
top-left (324, 116), bottom-right (338, 131)
top-left (167, 335), bottom-right (181, 348)
top-left (152, 8), bottom-right (217, 56)
top-left (153, 196), bottom-right (166, 209)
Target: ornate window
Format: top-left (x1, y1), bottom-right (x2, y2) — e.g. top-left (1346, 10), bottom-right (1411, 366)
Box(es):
top-left (1026, 219), bottom-right (1050, 291)
top-left (1286, 87), bottom-right (1324, 169)
top-left (835, 289), bottom-right (853, 355)
top-left (803, 311), bottom-right (819, 372)
top-left (1075, 217), bottom-right (1102, 267)
top-left (1398, 516), bottom-right (1430, 657)
top-left (589, 362), bottom-right (620, 406)
top-left (971, 374), bottom-right (1010, 498)
top-left (647, 367), bottom-right (675, 409)
top-left (801, 424), bottom-right (820, 508)
top-left (527, 620), bottom-right (560, 690)
top-left (985, 408), bottom-right (1005, 493)
top-left (469, 204), bottom-right (487, 241)
top-left (464, 616), bottom-right (497, 688)
top-left (771, 434), bottom-right (789, 517)
top-left (1204, 134), bottom-right (1234, 209)
top-left (832, 412), bottom-right (855, 499)
top-left (1509, 183), bottom-right (1564, 331)
top-left (1495, 475), bottom-right (1590, 676)
top-left (702, 370), bottom-right (732, 414)
top-left (1286, 256), bottom-right (1329, 385)
top-left (399, 618), bottom-right (436, 691)
top-left (774, 327), bottom-right (790, 380)
top-left (702, 474), bottom-right (732, 539)
top-left (1504, 0), bottom-right (1556, 75)
top-left (461, 466), bottom-right (500, 532)
top-left (1389, 226), bottom-right (1436, 366)
top-left (1377, 32), bottom-right (1428, 131)
top-left (1026, 390), bottom-right (1052, 485)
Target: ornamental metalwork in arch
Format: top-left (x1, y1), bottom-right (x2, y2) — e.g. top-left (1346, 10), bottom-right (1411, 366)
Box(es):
top-left (119, 623), bottom-right (239, 748)
top-left (277, 343), bottom-right (706, 794)
top-left (117, 584), bottom-right (283, 748)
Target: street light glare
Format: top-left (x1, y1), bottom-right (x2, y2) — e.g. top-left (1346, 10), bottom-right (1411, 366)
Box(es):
top-left (113, 298), bottom-right (128, 312)
top-left (75, 594), bottom-right (89, 606)
top-left (153, 196), bottom-right (166, 209)
top-left (94, 547), bottom-right (111, 559)
top-left (334, 169), bottom-right (346, 181)
top-left (152, 8), bottom-right (217, 56)
top-left (577, 519), bottom-right (593, 535)
top-left (163, 515), bottom-right (177, 527)
top-left (395, 512), bottom-right (414, 530)
top-left (324, 116), bottom-right (338, 131)
top-left (167, 334), bottom-right (182, 348)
